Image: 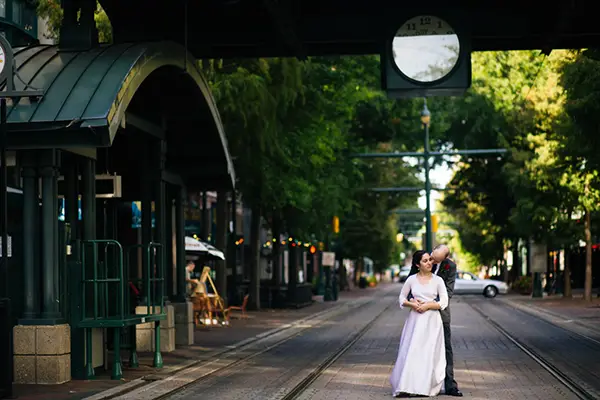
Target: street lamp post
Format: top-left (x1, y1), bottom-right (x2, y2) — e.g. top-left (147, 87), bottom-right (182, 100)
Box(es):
top-left (421, 99), bottom-right (433, 253)
top-left (353, 102), bottom-right (508, 256)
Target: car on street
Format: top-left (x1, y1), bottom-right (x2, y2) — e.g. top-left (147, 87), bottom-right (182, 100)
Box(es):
top-left (454, 270), bottom-right (509, 298)
top-left (399, 266), bottom-right (411, 282)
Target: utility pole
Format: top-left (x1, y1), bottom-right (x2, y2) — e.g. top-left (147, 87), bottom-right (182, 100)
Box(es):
top-left (421, 100), bottom-right (433, 252)
top-left (354, 98), bottom-right (507, 253)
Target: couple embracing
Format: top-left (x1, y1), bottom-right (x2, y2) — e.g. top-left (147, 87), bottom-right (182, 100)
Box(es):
top-left (390, 245), bottom-right (463, 397)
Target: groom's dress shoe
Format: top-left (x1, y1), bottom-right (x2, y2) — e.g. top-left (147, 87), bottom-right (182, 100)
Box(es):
top-left (446, 388), bottom-right (463, 397)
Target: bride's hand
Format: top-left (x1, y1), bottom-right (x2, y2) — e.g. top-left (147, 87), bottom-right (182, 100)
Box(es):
top-left (415, 302), bottom-right (430, 313)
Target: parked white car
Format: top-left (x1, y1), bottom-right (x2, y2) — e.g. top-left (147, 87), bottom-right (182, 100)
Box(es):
top-left (399, 266), bottom-right (411, 282)
top-left (454, 271), bottom-right (508, 298)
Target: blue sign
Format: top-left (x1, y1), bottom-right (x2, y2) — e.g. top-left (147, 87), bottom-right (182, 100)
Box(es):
top-left (132, 201), bottom-right (155, 228)
top-left (58, 198), bottom-right (82, 221)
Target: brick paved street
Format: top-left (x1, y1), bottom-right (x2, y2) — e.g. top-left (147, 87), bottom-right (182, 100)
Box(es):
top-left (105, 288), bottom-right (588, 400)
top-left (12, 286), bottom-right (382, 400)
top-left (294, 297), bottom-right (579, 400)
top-left (470, 297), bottom-right (600, 399)
top-left (14, 286), bottom-right (597, 400)
top-left (121, 288), bottom-right (397, 400)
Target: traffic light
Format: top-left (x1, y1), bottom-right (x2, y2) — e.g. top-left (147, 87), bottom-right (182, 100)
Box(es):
top-left (332, 216), bottom-right (340, 234)
top-left (431, 214), bottom-right (439, 233)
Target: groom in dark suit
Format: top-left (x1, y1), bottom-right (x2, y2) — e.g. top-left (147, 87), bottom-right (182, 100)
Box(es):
top-left (408, 244), bottom-right (463, 397)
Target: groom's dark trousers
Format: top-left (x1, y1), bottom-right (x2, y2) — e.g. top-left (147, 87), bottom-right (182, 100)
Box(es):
top-left (408, 260), bottom-right (459, 392)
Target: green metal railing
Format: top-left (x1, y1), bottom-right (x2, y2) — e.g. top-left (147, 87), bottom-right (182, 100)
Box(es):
top-left (81, 240), bottom-right (125, 322)
top-left (77, 240), bottom-right (166, 380)
top-left (125, 242), bottom-right (166, 315)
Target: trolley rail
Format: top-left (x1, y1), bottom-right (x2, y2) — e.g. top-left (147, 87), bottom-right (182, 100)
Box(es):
top-left (468, 301), bottom-right (598, 400)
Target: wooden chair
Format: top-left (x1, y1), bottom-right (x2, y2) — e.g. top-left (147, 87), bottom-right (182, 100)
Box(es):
top-left (226, 294), bottom-right (249, 319)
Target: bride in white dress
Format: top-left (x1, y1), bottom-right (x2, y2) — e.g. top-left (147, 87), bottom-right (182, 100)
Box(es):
top-left (390, 250), bottom-right (449, 397)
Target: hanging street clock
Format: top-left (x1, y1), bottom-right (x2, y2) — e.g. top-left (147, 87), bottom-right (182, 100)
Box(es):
top-left (381, 14), bottom-right (472, 98)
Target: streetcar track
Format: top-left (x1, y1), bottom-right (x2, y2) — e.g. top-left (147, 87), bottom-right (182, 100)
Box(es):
top-left (498, 299), bottom-right (600, 345)
top-left (468, 301), bottom-right (597, 400)
top-left (90, 298), bottom-right (372, 400)
top-left (140, 289), bottom-right (395, 400)
top-left (280, 300), bottom-right (395, 400)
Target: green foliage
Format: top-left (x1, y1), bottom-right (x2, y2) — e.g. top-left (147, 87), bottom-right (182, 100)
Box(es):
top-left (206, 55), bottom-right (421, 269)
top-left (36, 0), bottom-right (112, 43)
top-left (439, 46), bottom-right (600, 294)
top-left (34, 3), bottom-right (418, 268)
top-left (512, 275), bottom-right (532, 293)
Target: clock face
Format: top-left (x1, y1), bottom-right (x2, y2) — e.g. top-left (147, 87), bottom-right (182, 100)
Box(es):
top-left (392, 15), bottom-right (460, 83)
top-left (0, 46), bottom-right (5, 76)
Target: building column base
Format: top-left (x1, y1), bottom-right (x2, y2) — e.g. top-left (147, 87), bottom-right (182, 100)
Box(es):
top-left (13, 324), bottom-right (71, 384)
top-left (173, 301), bottom-right (194, 346)
top-left (135, 305), bottom-right (176, 352)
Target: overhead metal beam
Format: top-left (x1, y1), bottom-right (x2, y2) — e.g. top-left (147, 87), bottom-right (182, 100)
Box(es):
top-left (124, 112), bottom-right (166, 139)
top-left (371, 187), bottom-right (422, 192)
top-left (354, 151), bottom-right (424, 158)
top-left (353, 149), bottom-right (508, 158)
top-left (389, 209), bottom-right (425, 214)
top-left (262, 0), bottom-right (307, 60)
top-left (162, 170), bottom-right (186, 187)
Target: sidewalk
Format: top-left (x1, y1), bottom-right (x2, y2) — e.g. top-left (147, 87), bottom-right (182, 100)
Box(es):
top-left (501, 292), bottom-right (600, 330)
top-left (12, 283), bottom-right (389, 400)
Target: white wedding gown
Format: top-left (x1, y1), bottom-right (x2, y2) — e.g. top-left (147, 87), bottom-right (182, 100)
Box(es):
top-left (390, 274), bottom-right (449, 397)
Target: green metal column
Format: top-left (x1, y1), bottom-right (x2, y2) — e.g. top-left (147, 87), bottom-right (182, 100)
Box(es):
top-left (80, 158), bottom-right (95, 378)
top-left (201, 192), bottom-right (209, 240)
top-left (154, 141), bottom-right (167, 303)
top-left (424, 124), bottom-right (432, 253)
top-left (229, 195), bottom-right (239, 304)
top-left (215, 192), bottom-right (227, 303)
top-left (81, 158), bottom-right (96, 241)
top-left (141, 175), bottom-right (152, 306)
top-left (40, 151), bottom-right (61, 321)
top-left (165, 188), bottom-right (174, 299)
top-left (65, 161), bottom-right (85, 380)
top-left (20, 157), bottom-right (38, 321)
top-left (422, 99), bottom-right (433, 254)
top-left (174, 186), bottom-right (186, 302)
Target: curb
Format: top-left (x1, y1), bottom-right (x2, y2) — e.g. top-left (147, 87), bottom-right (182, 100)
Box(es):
top-left (499, 297), bottom-right (600, 332)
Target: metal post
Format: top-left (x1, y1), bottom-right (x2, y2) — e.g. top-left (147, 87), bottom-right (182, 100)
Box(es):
top-left (41, 162), bottom-right (60, 320)
top-left (216, 191), bottom-right (227, 303)
top-left (0, 97), bottom-right (11, 399)
top-left (0, 99), bottom-right (7, 301)
top-left (21, 163), bottom-right (37, 320)
top-left (165, 189), bottom-right (174, 299)
top-left (201, 191), bottom-right (209, 240)
top-left (155, 141), bottom-right (167, 303)
top-left (422, 100), bottom-right (433, 254)
top-left (174, 187), bottom-right (186, 302)
top-left (229, 194), bottom-right (239, 304)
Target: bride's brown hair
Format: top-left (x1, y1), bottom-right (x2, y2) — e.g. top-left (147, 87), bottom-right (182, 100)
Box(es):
top-left (411, 250), bottom-right (428, 268)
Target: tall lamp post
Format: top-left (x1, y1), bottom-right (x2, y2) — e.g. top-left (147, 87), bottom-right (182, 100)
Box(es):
top-left (421, 99), bottom-right (433, 253)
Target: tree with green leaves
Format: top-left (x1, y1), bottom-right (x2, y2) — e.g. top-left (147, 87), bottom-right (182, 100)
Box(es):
top-left (559, 49), bottom-right (600, 301)
top-left (36, 0), bottom-right (112, 43)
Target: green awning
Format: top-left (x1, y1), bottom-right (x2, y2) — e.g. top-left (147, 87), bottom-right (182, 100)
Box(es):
top-left (2, 41), bottom-right (235, 190)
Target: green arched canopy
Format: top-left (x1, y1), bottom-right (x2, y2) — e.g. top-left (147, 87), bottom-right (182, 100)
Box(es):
top-left (3, 41), bottom-right (235, 190)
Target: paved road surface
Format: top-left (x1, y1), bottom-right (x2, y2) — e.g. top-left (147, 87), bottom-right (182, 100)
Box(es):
top-left (110, 288), bottom-right (595, 399)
